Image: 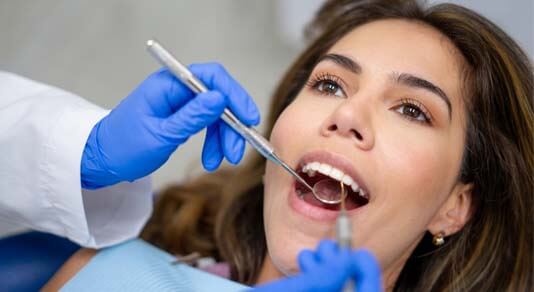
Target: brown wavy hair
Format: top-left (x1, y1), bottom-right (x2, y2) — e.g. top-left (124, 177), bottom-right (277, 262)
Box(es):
top-left (141, 0), bottom-right (534, 290)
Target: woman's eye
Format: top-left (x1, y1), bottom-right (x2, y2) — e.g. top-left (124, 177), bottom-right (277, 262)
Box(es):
top-left (394, 100), bottom-right (432, 124)
top-left (315, 80), bottom-right (345, 97)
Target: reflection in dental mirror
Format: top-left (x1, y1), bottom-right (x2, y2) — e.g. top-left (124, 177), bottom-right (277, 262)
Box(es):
top-left (312, 179), bottom-right (345, 204)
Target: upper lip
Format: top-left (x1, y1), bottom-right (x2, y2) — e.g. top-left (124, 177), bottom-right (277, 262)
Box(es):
top-left (296, 150), bottom-right (370, 197)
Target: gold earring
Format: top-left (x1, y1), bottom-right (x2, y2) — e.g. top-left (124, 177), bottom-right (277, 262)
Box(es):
top-left (432, 232), bottom-right (445, 246)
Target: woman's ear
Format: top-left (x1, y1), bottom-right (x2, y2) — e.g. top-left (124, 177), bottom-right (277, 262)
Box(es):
top-left (427, 182), bottom-right (474, 237)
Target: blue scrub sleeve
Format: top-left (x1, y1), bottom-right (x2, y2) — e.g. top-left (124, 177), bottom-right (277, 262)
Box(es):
top-left (61, 239), bottom-right (249, 292)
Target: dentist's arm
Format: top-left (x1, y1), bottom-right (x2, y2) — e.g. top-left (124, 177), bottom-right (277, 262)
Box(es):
top-left (0, 71), bottom-right (147, 248)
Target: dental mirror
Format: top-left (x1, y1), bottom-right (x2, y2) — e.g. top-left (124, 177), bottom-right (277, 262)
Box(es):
top-left (312, 179), bottom-right (347, 205)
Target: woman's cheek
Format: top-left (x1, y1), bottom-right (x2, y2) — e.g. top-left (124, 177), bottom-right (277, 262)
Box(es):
top-left (375, 126), bottom-right (453, 235)
top-left (270, 102), bottom-right (310, 147)
top-left (383, 138), bottom-right (441, 191)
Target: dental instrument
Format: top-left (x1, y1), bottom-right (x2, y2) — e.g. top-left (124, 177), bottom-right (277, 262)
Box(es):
top-left (312, 178), bottom-right (347, 204)
top-left (145, 39), bottom-right (321, 198)
top-left (336, 182), bottom-right (354, 292)
top-left (336, 182), bottom-right (352, 248)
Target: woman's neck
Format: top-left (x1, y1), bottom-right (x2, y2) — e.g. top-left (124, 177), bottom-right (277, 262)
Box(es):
top-left (381, 237), bottom-right (423, 291)
top-left (254, 256), bottom-right (284, 285)
top-left (382, 258), bottom-right (406, 291)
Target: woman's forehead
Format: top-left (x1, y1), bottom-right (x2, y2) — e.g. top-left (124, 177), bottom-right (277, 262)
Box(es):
top-left (328, 21), bottom-right (462, 75)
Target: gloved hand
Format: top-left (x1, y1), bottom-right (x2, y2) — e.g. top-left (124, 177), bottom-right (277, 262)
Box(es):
top-left (254, 240), bottom-right (382, 292)
top-left (81, 63), bottom-right (260, 189)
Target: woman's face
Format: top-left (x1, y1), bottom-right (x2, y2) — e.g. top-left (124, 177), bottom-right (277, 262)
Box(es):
top-left (262, 19), bottom-right (472, 282)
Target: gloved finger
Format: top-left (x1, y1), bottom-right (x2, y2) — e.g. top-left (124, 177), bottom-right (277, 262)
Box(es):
top-left (351, 250), bottom-right (382, 292)
top-left (297, 249), bottom-right (319, 273)
top-left (159, 90), bottom-right (226, 145)
top-left (219, 122), bottom-right (245, 164)
top-left (202, 124), bottom-right (224, 171)
top-left (189, 63), bottom-right (260, 126)
top-left (316, 239), bottom-right (339, 262)
top-left (135, 68), bottom-right (195, 117)
top-left (252, 274), bottom-right (315, 292)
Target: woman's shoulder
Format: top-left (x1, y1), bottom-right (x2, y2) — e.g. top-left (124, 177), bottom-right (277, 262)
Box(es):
top-left (43, 239), bottom-right (248, 291)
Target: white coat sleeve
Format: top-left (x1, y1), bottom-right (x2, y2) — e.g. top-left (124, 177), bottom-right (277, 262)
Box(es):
top-left (0, 71), bottom-right (153, 248)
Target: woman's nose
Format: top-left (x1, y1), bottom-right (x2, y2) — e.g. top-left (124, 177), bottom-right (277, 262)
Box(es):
top-left (320, 100), bottom-right (374, 150)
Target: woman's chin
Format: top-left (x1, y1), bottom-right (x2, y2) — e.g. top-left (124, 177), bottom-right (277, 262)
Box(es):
top-left (267, 249), bottom-right (301, 276)
top-left (264, 230), bottom-right (325, 277)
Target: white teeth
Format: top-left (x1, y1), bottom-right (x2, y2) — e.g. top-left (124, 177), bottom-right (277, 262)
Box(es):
top-left (300, 161), bottom-right (366, 198)
top-left (360, 189), bottom-right (368, 199)
top-left (341, 175), bottom-right (353, 187)
top-left (303, 163), bottom-right (317, 177)
top-left (350, 180), bottom-right (359, 193)
top-left (310, 162), bottom-right (321, 171)
top-left (330, 168), bottom-right (344, 181)
top-left (318, 163), bottom-right (332, 175)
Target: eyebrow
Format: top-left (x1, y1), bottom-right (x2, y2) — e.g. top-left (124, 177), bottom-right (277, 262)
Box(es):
top-left (394, 73), bottom-right (452, 119)
top-left (317, 53), bottom-right (362, 74)
top-left (316, 53), bottom-right (452, 119)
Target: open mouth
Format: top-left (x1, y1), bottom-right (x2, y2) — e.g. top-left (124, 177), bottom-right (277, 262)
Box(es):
top-left (294, 161), bottom-right (370, 211)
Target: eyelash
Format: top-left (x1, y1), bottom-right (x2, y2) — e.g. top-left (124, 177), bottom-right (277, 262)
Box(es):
top-left (394, 98), bottom-right (433, 125)
top-left (306, 72), bottom-right (433, 125)
top-left (305, 73), bottom-right (347, 98)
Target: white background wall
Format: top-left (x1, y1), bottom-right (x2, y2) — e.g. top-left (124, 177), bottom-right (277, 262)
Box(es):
top-left (0, 0), bottom-right (531, 236)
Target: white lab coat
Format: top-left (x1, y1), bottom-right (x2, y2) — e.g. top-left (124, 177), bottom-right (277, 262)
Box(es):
top-left (0, 71), bottom-right (153, 248)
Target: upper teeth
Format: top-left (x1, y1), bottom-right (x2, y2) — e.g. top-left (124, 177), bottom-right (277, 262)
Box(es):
top-left (301, 162), bottom-right (367, 198)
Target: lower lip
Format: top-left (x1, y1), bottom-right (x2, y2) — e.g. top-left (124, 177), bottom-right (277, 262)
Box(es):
top-left (288, 182), bottom-right (363, 221)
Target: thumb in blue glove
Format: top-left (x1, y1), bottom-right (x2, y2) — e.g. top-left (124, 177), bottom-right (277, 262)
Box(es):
top-left (81, 63), bottom-right (260, 189)
top-left (254, 240), bottom-right (382, 292)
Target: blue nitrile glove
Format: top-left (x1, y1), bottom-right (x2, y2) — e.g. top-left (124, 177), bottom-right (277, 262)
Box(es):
top-left (81, 63), bottom-right (260, 189)
top-left (254, 240), bottom-right (382, 292)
